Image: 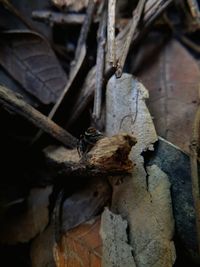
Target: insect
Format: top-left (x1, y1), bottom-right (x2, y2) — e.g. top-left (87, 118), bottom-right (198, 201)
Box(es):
top-left (77, 127), bottom-right (104, 157)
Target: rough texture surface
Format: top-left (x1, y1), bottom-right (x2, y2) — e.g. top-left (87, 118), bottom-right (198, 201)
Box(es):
top-left (106, 74), bottom-right (176, 267)
top-left (44, 134), bottom-right (136, 176)
top-left (100, 208), bottom-right (136, 267)
top-left (86, 133), bottom-right (137, 172)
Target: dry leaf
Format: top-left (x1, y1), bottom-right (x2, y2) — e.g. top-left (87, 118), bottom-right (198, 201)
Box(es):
top-left (31, 221), bottom-right (56, 267)
top-left (0, 186), bottom-right (52, 244)
top-left (61, 176), bottom-right (111, 233)
top-left (100, 208), bottom-right (136, 267)
top-left (106, 74), bottom-right (176, 267)
top-left (135, 38), bottom-right (200, 153)
top-left (53, 216), bottom-right (102, 267)
top-left (0, 30), bottom-right (67, 104)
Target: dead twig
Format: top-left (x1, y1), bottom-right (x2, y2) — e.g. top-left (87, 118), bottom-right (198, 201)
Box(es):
top-left (66, 0), bottom-right (173, 127)
top-left (32, 10), bottom-right (85, 25)
top-left (0, 85), bottom-right (77, 148)
top-left (48, 0), bottom-right (96, 120)
top-left (93, 3), bottom-right (107, 120)
top-left (32, 0), bottom-right (96, 144)
top-left (116, 0), bottom-right (146, 78)
top-left (107, 0), bottom-right (116, 66)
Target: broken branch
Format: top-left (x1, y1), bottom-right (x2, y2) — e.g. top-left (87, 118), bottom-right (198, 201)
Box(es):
top-left (116, 0), bottom-right (146, 78)
top-left (44, 133), bottom-right (137, 177)
top-left (0, 85), bottom-right (77, 148)
top-left (32, 10), bottom-right (85, 25)
top-left (93, 4), bottom-right (107, 120)
top-left (107, 0), bottom-right (116, 66)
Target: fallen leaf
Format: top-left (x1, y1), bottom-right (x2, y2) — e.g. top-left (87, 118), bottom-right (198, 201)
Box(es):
top-left (53, 216), bottom-right (102, 267)
top-left (106, 74), bottom-right (176, 267)
top-left (31, 222), bottom-right (56, 267)
top-left (100, 208), bottom-right (136, 267)
top-left (0, 30), bottom-right (67, 104)
top-left (61, 177), bottom-right (111, 233)
top-left (0, 186), bottom-right (52, 244)
top-left (135, 37), bottom-right (200, 153)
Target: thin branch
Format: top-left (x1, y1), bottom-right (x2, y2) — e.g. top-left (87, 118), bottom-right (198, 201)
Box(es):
top-left (66, 0), bottom-right (173, 127)
top-left (93, 4), bottom-right (107, 120)
top-left (48, 0), bottom-right (96, 120)
top-left (116, 0), bottom-right (146, 78)
top-left (32, 10), bottom-right (85, 25)
top-left (75, 0), bottom-right (96, 62)
top-left (0, 85), bottom-right (77, 148)
top-left (107, 0), bottom-right (116, 66)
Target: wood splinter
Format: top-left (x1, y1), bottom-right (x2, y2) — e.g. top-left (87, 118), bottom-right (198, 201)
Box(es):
top-left (44, 133), bottom-right (137, 177)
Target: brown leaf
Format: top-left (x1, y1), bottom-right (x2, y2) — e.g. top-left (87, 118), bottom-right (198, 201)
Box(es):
top-left (53, 217), bottom-right (102, 267)
top-left (135, 38), bottom-right (200, 153)
top-left (0, 30), bottom-right (67, 104)
top-left (0, 186), bottom-right (53, 244)
top-left (31, 222), bottom-right (56, 267)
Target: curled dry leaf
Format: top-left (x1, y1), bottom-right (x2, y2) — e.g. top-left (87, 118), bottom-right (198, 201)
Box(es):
top-left (0, 30), bottom-right (67, 104)
top-left (0, 186), bottom-right (52, 244)
top-left (53, 216), bottom-right (102, 267)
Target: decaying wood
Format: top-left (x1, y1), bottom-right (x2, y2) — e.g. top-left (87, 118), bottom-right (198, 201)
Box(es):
top-left (32, 10), bottom-right (85, 25)
top-left (93, 5), bottom-right (107, 120)
top-left (44, 133), bottom-right (137, 177)
top-left (0, 85), bottom-right (77, 148)
top-left (190, 107), bottom-right (200, 255)
top-left (66, 0), bottom-right (173, 127)
top-left (106, 74), bottom-right (176, 267)
top-left (107, 0), bottom-right (116, 66)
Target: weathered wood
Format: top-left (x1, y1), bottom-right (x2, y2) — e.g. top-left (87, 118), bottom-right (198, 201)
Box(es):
top-left (32, 10), bottom-right (85, 25)
top-left (0, 85), bottom-right (77, 148)
top-left (44, 133), bottom-right (137, 177)
top-left (107, 0), bottom-right (116, 66)
top-left (116, 0), bottom-right (145, 78)
top-left (93, 4), bottom-right (107, 120)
